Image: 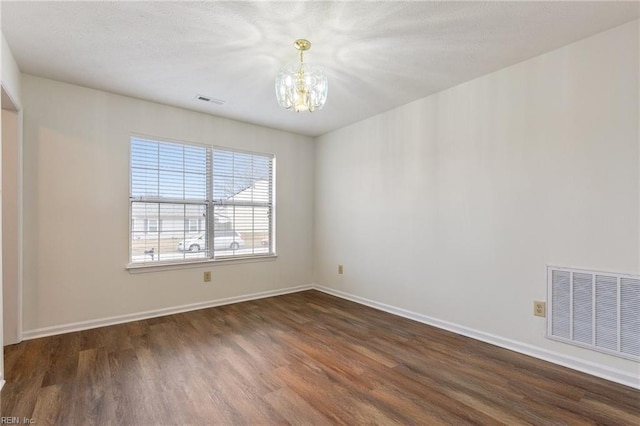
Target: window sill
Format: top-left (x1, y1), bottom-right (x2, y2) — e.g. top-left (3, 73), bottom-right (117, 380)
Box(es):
top-left (126, 253), bottom-right (277, 274)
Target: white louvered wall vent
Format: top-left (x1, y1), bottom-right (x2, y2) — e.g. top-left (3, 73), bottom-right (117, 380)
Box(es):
top-left (547, 266), bottom-right (640, 361)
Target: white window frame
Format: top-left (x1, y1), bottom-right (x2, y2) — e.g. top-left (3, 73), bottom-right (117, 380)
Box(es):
top-left (127, 135), bottom-right (276, 270)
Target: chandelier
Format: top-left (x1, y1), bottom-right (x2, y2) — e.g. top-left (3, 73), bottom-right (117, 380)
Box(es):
top-left (275, 39), bottom-right (328, 112)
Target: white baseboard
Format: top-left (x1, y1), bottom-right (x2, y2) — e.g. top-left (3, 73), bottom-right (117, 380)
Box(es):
top-left (0, 379), bottom-right (4, 391)
top-left (19, 283), bottom-right (639, 390)
top-left (314, 285), bottom-right (640, 390)
top-left (22, 284), bottom-right (313, 340)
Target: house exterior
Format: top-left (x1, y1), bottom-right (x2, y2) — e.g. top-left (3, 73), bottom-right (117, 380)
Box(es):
top-left (131, 179), bottom-right (270, 243)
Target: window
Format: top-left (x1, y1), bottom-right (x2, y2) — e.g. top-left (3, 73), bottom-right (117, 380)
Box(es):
top-left (129, 136), bottom-right (274, 264)
top-left (147, 219), bottom-right (159, 233)
top-left (186, 219), bottom-right (199, 232)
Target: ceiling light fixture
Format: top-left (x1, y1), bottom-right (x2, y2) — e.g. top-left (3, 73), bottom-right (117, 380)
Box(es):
top-left (275, 39), bottom-right (328, 113)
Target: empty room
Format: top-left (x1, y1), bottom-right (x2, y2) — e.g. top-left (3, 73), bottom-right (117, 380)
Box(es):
top-left (1, 1), bottom-right (639, 424)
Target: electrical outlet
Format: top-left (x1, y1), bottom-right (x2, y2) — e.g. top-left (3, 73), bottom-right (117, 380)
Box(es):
top-left (534, 301), bottom-right (546, 317)
top-left (338, 264), bottom-right (343, 274)
top-left (203, 271), bottom-right (211, 282)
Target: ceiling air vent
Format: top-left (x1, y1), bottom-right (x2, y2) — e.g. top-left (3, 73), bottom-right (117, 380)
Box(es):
top-left (195, 95), bottom-right (225, 105)
top-left (547, 266), bottom-right (640, 361)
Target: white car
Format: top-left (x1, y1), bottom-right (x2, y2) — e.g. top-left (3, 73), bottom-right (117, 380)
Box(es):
top-left (177, 231), bottom-right (245, 252)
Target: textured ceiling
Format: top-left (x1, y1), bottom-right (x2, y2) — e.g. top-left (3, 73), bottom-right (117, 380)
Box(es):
top-left (2, 1), bottom-right (638, 136)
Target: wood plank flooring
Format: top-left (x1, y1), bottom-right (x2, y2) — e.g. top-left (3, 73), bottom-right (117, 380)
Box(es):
top-left (2, 290), bottom-right (639, 425)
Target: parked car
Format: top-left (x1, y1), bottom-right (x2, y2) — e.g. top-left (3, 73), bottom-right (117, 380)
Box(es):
top-left (178, 231), bottom-right (245, 252)
top-left (214, 230), bottom-right (245, 251)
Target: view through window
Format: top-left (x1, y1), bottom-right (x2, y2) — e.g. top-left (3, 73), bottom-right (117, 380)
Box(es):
top-left (130, 136), bottom-right (274, 264)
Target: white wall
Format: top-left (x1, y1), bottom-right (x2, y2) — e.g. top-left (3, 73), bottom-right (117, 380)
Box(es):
top-left (1, 34), bottom-right (22, 110)
top-left (1, 31), bottom-right (23, 387)
top-left (2, 108), bottom-right (19, 345)
top-left (315, 20), bottom-right (639, 381)
top-left (21, 75), bottom-right (315, 332)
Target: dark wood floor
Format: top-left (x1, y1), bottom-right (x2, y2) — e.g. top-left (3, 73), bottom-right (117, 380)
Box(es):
top-left (2, 290), bottom-right (639, 425)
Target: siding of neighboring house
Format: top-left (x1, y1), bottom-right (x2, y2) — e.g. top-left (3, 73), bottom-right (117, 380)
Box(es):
top-left (220, 179), bottom-right (270, 239)
top-left (131, 179), bottom-right (270, 241)
top-left (131, 203), bottom-right (206, 239)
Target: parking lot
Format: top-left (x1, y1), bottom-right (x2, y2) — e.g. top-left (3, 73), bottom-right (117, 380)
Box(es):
top-left (131, 235), bottom-right (269, 263)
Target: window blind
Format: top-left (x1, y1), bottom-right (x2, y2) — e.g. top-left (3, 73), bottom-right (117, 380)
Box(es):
top-left (129, 137), bottom-right (274, 264)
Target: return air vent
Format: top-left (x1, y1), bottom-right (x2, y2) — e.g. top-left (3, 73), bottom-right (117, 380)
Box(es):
top-left (547, 266), bottom-right (640, 361)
